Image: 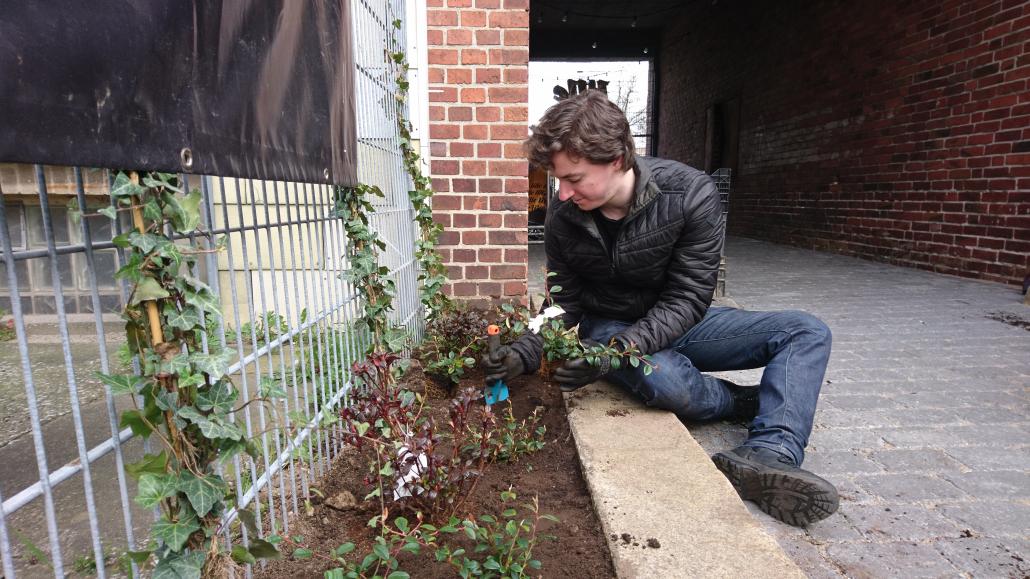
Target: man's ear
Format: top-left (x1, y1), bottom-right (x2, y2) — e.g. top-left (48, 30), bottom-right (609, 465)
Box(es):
top-left (611, 156), bottom-right (623, 169)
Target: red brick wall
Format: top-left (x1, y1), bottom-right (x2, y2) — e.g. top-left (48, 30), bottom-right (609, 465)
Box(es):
top-left (427, 0), bottom-right (530, 304)
top-left (657, 0), bottom-right (1029, 285)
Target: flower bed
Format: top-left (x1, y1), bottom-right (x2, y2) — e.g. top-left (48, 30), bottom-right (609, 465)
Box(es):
top-left (257, 366), bottom-right (614, 578)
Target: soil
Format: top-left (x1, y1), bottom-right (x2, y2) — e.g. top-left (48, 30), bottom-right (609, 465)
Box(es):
top-left (258, 366), bottom-right (615, 578)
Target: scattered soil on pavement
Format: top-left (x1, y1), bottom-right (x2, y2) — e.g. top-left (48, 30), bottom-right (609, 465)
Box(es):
top-left (985, 311), bottom-right (1030, 331)
top-left (258, 367), bottom-right (615, 578)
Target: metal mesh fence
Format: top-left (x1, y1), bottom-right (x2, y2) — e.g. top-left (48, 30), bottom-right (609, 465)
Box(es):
top-left (712, 168), bottom-right (732, 298)
top-left (0, 1), bottom-right (418, 576)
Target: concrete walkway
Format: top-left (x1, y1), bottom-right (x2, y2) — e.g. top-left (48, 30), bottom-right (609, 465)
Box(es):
top-left (689, 237), bottom-right (1029, 578)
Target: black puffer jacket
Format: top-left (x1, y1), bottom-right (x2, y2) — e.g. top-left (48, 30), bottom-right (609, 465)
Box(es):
top-left (512, 157), bottom-right (724, 373)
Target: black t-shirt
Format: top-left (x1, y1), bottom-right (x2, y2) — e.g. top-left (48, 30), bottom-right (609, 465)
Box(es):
top-left (592, 210), bottom-right (623, 258)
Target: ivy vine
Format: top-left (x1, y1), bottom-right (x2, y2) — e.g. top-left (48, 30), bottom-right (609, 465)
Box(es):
top-left (389, 18), bottom-right (452, 323)
top-left (97, 171), bottom-right (285, 578)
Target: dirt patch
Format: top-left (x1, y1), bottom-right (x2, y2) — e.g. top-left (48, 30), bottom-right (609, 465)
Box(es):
top-left (985, 311), bottom-right (1030, 331)
top-left (257, 369), bottom-right (614, 578)
top-left (605, 409), bottom-right (630, 417)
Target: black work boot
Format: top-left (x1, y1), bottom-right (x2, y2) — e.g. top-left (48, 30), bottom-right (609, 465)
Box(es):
top-left (712, 445), bottom-right (839, 527)
top-left (722, 381), bottom-right (759, 422)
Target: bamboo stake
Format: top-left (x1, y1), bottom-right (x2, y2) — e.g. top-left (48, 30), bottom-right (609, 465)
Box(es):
top-left (129, 171), bottom-right (164, 346)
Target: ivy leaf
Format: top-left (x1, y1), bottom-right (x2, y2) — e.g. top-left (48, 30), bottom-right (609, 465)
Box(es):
top-left (128, 231), bottom-right (164, 254)
top-left (98, 205), bottom-right (118, 220)
top-left (196, 381), bottom-right (236, 414)
top-left (178, 472), bottom-right (227, 517)
top-left (237, 508), bottom-right (259, 536)
top-left (153, 508), bottom-right (200, 552)
top-left (96, 372), bottom-right (143, 396)
top-left (131, 278), bottom-right (170, 305)
top-left (177, 190), bottom-right (203, 232)
top-left (120, 409), bottom-right (154, 438)
top-left (152, 551), bottom-right (205, 579)
top-left (110, 172), bottom-right (145, 200)
top-left (248, 538), bottom-right (281, 560)
top-left (192, 350), bottom-right (234, 379)
top-left (184, 288), bottom-right (221, 315)
top-left (258, 376), bottom-right (286, 399)
top-left (125, 452), bottom-right (169, 480)
top-left (230, 545), bottom-right (256, 565)
top-left (135, 473), bottom-right (178, 508)
top-left (178, 407), bottom-right (243, 440)
top-left (164, 304), bottom-right (201, 332)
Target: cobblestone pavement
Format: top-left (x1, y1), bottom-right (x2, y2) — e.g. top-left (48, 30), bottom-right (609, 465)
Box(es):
top-left (687, 236), bottom-right (1030, 578)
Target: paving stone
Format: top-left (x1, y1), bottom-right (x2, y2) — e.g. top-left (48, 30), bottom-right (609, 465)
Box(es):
top-left (842, 503), bottom-right (962, 541)
top-left (935, 537), bottom-right (1030, 578)
top-left (802, 450), bottom-right (884, 475)
top-left (939, 502), bottom-right (1030, 537)
top-left (852, 474), bottom-right (968, 501)
top-left (944, 446), bottom-right (1030, 471)
top-left (824, 541), bottom-right (960, 578)
top-left (773, 538), bottom-right (845, 579)
top-left (822, 395), bottom-right (905, 411)
top-left (650, 237), bottom-right (1030, 577)
top-left (868, 449), bottom-right (968, 473)
top-left (943, 471), bottom-right (1030, 499)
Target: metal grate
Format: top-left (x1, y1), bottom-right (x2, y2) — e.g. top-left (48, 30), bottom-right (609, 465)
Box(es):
top-left (0, 0), bottom-right (418, 577)
top-left (711, 168), bottom-right (732, 298)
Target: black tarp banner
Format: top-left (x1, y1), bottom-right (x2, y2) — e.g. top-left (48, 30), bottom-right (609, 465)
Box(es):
top-left (0, 1), bottom-right (357, 186)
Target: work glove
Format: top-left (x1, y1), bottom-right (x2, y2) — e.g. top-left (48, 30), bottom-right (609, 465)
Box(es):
top-left (481, 344), bottom-right (525, 384)
top-left (554, 338), bottom-right (614, 392)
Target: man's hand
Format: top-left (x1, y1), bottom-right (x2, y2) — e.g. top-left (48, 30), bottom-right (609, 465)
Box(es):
top-left (481, 344), bottom-right (525, 384)
top-left (553, 358), bottom-right (610, 391)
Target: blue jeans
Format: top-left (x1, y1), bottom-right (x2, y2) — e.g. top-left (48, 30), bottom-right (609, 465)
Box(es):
top-left (579, 307), bottom-right (831, 466)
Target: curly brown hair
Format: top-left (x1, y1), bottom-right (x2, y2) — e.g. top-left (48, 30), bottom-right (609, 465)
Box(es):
top-left (524, 90), bottom-right (636, 171)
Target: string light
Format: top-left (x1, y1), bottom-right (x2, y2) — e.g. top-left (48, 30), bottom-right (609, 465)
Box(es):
top-left (631, 16), bottom-right (638, 28)
top-left (592, 41), bottom-right (598, 48)
top-left (643, 47), bottom-right (649, 54)
top-left (561, 12), bottom-right (568, 23)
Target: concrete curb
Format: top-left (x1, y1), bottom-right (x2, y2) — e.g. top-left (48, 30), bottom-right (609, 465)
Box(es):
top-left (564, 380), bottom-right (804, 578)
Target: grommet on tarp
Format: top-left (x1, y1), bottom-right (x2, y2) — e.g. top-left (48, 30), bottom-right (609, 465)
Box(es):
top-left (180, 147), bottom-right (193, 171)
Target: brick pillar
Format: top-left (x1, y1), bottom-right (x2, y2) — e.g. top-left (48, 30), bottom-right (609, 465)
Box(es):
top-left (426, 0), bottom-right (530, 306)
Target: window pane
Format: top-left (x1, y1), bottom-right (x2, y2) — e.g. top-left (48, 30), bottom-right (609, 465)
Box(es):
top-left (30, 255), bottom-right (74, 289)
top-left (75, 251), bottom-right (118, 290)
top-left (85, 213), bottom-right (113, 243)
top-left (4, 203), bottom-right (24, 248)
top-left (0, 260), bottom-right (30, 291)
top-left (26, 205), bottom-right (70, 246)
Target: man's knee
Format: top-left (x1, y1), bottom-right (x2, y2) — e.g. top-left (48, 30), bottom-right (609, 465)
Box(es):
top-left (785, 311), bottom-right (832, 347)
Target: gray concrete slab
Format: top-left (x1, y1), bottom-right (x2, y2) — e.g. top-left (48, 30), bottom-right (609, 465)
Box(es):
top-left (564, 380), bottom-right (804, 578)
top-left (685, 236), bottom-right (1030, 578)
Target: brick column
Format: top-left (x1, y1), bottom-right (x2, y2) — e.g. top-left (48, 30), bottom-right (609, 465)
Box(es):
top-left (426, 0), bottom-right (530, 306)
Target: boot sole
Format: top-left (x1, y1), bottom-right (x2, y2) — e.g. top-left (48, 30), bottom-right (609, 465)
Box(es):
top-left (712, 451), bottom-right (839, 527)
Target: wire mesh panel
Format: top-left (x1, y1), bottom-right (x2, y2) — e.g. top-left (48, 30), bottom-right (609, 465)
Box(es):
top-left (0, 1), bottom-right (418, 576)
top-left (712, 168), bottom-right (732, 298)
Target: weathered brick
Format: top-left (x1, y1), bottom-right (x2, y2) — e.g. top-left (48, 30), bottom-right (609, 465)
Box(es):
top-left (427, 9), bottom-right (458, 26)
top-left (460, 10), bottom-right (487, 27)
top-left (475, 68), bottom-right (502, 84)
top-left (462, 124), bottom-right (488, 140)
top-left (427, 48), bottom-right (458, 65)
top-left (461, 48), bottom-right (488, 65)
top-left (503, 29), bottom-right (529, 46)
top-left (488, 10), bottom-right (528, 28)
top-left (478, 143), bottom-right (503, 158)
top-left (446, 68), bottom-right (473, 84)
top-left (460, 87), bottom-right (486, 103)
top-left (490, 124), bottom-right (528, 141)
top-left (476, 29), bottom-right (501, 45)
top-left (488, 86), bottom-right (528, 103)
top-left (488, 159), bottom-right (528, 175)
top-left (475, 105), bottom-right (501, 121)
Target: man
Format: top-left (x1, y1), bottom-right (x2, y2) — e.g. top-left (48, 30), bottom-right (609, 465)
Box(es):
top-left (482, 90), bottom-right (839, 527)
